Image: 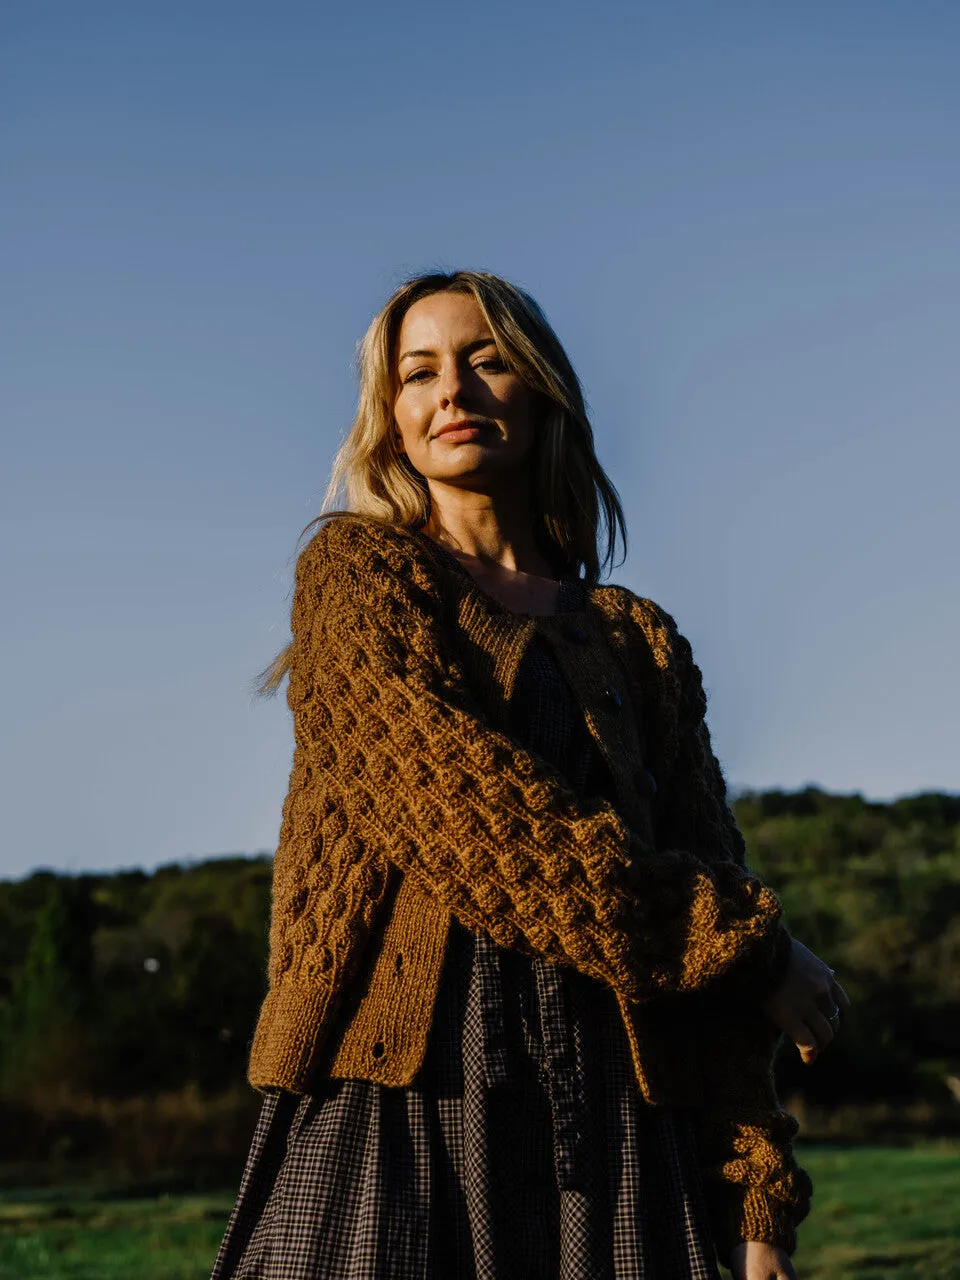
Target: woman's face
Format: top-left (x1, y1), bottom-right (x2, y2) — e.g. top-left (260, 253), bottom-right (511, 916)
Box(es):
top-left (393, 291), bottom-right (541, 488)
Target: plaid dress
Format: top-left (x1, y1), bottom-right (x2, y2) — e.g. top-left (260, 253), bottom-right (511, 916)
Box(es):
top-left (211, 577), bottom-right (723, 1280)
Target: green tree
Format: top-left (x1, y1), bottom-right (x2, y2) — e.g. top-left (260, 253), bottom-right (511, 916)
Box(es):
top-left (0, 876), bottom-right (98, 1097)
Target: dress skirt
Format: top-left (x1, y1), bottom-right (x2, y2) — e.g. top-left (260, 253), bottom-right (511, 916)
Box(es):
top-left (211, 574), bottom-right (723, 1279)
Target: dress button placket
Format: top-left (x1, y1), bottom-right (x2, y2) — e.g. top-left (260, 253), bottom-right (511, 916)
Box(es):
top-left (473, 932), bottom-right (510, 1088)
top-left (533, 958), bottom-right (588, 1191)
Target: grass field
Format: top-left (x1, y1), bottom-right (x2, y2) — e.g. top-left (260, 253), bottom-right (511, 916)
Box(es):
top-left (0, 1187), bottom-right (233, 1280)
top-left (0, 1144), bottom-right (957, 1279)
top-left (791, 1145), bottom-right (959, 1279)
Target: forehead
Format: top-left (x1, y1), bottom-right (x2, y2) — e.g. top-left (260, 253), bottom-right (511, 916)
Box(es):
top-left (397, 291), bottom-right (493, 353)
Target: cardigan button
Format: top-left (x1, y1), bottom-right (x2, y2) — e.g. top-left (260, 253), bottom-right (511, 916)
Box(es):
top-left (602, 683), bottom-right (623, 709)
top-left (634, 767), bottom-right (657, 799)
top-left (561, 622), bottom-right (589, 644)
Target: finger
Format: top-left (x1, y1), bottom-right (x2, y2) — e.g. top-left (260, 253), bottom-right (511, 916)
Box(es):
top-left (832, 979), bottom-right (852, 1015)
top-left (813, 964), bottom-right (837, 1003)
top-left (805, 1005), bottom-right (836, 1051)
top-left (789, 1018), bottom-right (825, 1065)
top-left (798, 1041), bottom-right (818, 1066)
top-left (814, 990), bottom-right (839, 1019)
top-left (792, 1027), bottom-right (818, 1065)
top-left (776, 1013), bottom-right (819, 1065)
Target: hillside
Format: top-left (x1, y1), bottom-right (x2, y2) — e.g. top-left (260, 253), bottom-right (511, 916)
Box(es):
top-left (1, 787), bottom-right (957, 1173)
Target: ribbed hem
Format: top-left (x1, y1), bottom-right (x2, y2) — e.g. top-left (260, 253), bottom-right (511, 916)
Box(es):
top-left (247, 981), bottom-right (333, 1094)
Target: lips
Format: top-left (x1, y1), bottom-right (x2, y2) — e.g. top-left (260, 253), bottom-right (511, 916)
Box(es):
top-left (435, 419), bottom-right (490, 439)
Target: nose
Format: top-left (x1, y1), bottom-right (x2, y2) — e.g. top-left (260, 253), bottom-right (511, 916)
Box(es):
top-left (437, 359), bottom-right (467, 409)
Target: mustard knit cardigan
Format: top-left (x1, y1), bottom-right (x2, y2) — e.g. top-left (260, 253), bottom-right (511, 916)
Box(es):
top-left (248, 514), bottom-right (812, 1261)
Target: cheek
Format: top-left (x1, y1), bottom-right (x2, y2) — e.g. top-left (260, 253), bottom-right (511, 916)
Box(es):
top-left (393, 393), bottom-right (429, 450)
top-left (502, 383), bottom-right (541, 434)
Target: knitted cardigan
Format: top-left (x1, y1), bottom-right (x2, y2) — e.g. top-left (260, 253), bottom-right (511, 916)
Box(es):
top-left (248, 513), bottom-right (812, 1259)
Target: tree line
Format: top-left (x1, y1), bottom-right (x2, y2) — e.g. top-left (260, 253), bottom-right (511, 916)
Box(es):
top-left (1, 787), bottom-right (957, 1161)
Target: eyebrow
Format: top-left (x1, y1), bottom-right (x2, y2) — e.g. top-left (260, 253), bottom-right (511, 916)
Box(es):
top-left (398, 338), bottom-right (499, 364)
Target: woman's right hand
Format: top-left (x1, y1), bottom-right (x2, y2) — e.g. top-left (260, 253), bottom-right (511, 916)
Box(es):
top-left (728, 1241), bottom-right (798, 1279)
top-left (760, 938), bottom-right (851, 1064)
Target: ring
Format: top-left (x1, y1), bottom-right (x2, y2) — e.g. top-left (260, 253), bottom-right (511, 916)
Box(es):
top-left (827, 1007), bottom-right (840, 1027)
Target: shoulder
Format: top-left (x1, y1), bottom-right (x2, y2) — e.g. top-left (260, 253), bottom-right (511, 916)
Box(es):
top-left (593, 582), bottom-right (685, 659)
top-left (295, 514), bottom-right (445, 598)
top-left (594, 582), bottom-right (705, 713)
top-left (289, 515), bottom-right (452, 663)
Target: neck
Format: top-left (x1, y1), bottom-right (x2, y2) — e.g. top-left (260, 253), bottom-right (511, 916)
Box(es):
top-left (423, 475), bottom-right (555, 578)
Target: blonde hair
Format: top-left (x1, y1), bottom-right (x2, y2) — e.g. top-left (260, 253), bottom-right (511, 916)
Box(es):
top-left (257, 270), bottom-right (627, 696)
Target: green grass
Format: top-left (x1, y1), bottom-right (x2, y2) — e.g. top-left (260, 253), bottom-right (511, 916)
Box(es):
top-left (791, 1144), bottom-right (960, 1279)
top-left (0, 1145), bottom-right (957, 1279)
top-left (0, 1191), bottom-right (234, 1280)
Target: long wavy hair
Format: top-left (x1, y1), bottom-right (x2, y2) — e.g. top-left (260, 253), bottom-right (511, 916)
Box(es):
top-left (257, 270), bottom-right (627, 696)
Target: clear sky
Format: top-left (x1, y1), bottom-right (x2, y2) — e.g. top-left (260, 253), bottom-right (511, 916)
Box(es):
top-left (2, 2), bottom-right (958, 879)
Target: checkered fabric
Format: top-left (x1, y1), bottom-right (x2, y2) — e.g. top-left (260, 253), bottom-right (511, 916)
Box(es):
top-left (211, 578), bottom-right (723, 1280)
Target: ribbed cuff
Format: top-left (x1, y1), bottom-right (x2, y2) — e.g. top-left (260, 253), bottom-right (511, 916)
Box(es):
top-left (712, 1192), bottom-right (799, 1269)
top-left (710, 1169), bottom-right (813, 1269)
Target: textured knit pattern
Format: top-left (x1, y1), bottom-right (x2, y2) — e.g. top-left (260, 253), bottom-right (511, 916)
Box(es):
top-left (248, 516), bottom-right (790, 1088)
top-left (212, 602), bottom-right (725, 1278)
top-left (245, 514), bottom-right (809, 1256)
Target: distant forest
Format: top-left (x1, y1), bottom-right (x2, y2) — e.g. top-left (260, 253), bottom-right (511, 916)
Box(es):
top-left (2, 787), bottom-right (958, 1177)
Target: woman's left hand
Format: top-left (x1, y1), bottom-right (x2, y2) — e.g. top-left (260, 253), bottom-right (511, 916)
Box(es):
top-left (728, 1240), bottom-right (798, 1279)
top-left (760, 938), bottom-right (851, 1065)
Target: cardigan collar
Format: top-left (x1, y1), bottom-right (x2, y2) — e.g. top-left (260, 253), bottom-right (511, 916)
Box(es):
top-left (411, 531), bottom-right (656, 826)
top-left (413, 529), bottom-right (629, 624)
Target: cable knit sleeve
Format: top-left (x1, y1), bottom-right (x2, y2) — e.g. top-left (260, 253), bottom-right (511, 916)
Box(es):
top-left (691, 998), bottom-right (813, 1266)
top-left (274, 514), bottom-right (788, 1006)
top-left (628, 607), bottom-right (810, 1258)
top-left (641, 607), bottom-right (794, 1002)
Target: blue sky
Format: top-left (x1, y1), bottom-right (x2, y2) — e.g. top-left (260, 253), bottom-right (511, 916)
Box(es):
top-left (2, 2), bottom-right (958, 878)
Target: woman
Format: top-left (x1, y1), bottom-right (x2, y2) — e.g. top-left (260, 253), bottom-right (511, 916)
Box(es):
top-left (212, 271), bottom-right (848, 1280)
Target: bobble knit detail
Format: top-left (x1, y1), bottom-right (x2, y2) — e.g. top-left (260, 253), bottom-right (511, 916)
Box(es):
top-left (247, 513), bottom-right (810, 1259)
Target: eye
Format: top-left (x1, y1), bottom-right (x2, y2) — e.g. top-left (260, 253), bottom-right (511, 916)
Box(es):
top-left (475, 357), bottom-right (506, 373)
top-left (403, 368), bottom-right (434, 383)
